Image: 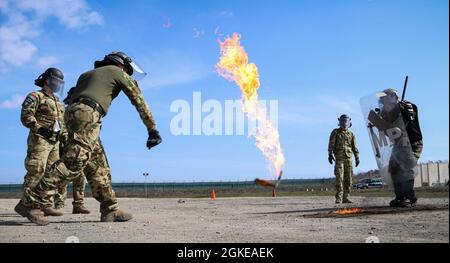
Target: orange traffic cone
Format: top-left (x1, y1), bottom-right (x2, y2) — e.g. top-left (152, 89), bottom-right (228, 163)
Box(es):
top-left (211, 189), bottom-right (216, 200)
top-left (272, 189), bottom-right (277, 197)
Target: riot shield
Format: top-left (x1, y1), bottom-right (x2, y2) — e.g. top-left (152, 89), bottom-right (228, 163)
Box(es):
top-left (360, 91), bottom-right (418, 187)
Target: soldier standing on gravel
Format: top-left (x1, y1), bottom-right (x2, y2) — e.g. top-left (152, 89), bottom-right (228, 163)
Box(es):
top-left (20, 68), bottom-right (89, 216)
top-left (328, 114), bottom-right (360, 204)
top-left (379, 89), bottom-right (423, 207)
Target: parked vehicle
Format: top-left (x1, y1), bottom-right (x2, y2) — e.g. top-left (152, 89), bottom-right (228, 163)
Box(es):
top-left (353, 178), bottom-right (384, 189)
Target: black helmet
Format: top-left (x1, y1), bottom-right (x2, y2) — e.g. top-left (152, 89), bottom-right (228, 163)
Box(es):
top-left (338, 114), bottom-right (350, 121)
top-left (94, 51), bottom-right (133, 75)
top-left (34, 67), bottom-right (64, 88)
top-left (382, 88), bottom-right (399, 101)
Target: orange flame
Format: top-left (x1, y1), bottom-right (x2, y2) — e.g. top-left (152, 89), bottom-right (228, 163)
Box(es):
top-left (216, 33), bottom-right (285, 177)
top-left (333, 208), bottom-right (364, 215)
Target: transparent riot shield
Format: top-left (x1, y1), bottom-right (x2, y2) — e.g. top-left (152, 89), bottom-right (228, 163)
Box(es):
top-left (360, 91), bottom-right (418, 187)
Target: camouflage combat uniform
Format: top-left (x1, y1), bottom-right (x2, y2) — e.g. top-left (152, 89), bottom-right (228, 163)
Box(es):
top-left (328, 128), bottom-right (359, 202)
top-left (21, 89), bottom-right (86, 209)
top-left (22, 65), bottom-right (157, 214)
top-left (54, 173), bottom-right (86, 209)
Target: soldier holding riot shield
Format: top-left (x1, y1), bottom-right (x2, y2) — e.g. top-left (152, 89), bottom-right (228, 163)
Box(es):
top-left (360, 78), bottom-right (423, 208)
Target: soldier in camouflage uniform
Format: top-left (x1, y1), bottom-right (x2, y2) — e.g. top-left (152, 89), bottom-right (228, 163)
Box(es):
top-left (51, 90), bottom-right (91, 214)
top-left (20, 68), bottom-right (89, 216)
top-left (328, 114), bottom-right (360, 204)
top-left (16, 52), bottom-right (162, 225)
top-left (20, 68), bottom-right (66, 217)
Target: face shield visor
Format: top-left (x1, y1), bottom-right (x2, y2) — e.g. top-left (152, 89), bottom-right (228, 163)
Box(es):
top-left (338, 117), bottom-right (352, 129)
top-left (47, 75), bottom-right (65, 97)
top-left (129, 60), bottom-right (147, 81)
top-left (378, 92), bottom-right (398, 112)
top-left (377, 93), bottom-right (401, 121)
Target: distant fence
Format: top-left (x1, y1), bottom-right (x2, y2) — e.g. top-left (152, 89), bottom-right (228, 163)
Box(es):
top-left (1, 164), bottom-right (446, 198)
top-left (415, 162), bottom-right (449, 188)
top-left (0, 178), bottom-right (335, 198)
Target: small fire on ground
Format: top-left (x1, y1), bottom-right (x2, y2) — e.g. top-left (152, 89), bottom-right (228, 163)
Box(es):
top-left (332, 208), bottom-right (364, 215)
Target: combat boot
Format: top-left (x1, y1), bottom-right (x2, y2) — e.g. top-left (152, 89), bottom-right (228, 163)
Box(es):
top-left (101, 209), bottom-right (133, 222)
top-left (42, 207), bottom-right (63, 216)
top-left (14, 201), bottom-right (49, 226)
top-left (409, 197), bottom-right (418, 207)
top-left (389, 198), bottom-right (408, 208)
top-left (73, 204), bottom-right (91, 214)
top-left (343, 198), bottom-right (353, 203)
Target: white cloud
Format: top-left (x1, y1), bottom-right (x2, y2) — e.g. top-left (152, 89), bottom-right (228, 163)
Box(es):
top-left (37, 55), bottom-right (60, 69)
top-left (0, 11), bottom-right (39, 67)
top-left (15, 0), bottom-right (104, 29)
top-left (0, 93), bottom-right (25, 109)
top-left (0, 0), bottom-right (103, 69)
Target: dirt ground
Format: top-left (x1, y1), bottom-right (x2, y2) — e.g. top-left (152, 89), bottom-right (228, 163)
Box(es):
top-left (0, 196), bottom-right (448, 243)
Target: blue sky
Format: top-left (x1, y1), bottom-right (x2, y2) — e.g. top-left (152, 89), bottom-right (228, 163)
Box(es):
top-left (0, 0), bottom-right (448, 183)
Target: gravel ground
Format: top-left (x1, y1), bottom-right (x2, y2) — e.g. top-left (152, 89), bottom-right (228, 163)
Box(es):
top-left (0, 196), bottom-right (448, 243)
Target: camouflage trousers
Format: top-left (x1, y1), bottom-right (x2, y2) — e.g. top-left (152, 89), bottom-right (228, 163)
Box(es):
top-left (54, 175), bottom-right (86, 209)
top-left (334, 157), bottom-right (353, 201)
top-left (23, 133), bottom-right (85, 208)
top-left (23, 103), bottom-right (118, 213)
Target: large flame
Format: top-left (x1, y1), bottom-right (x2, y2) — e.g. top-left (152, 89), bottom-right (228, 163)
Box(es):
top-left (216, 33), bottom-right (285, 177)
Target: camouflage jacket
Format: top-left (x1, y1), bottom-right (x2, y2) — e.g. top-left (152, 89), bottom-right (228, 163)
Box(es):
top-left (69, 65), bottom-right (157, 132)
top-left (328, 128), bottom-right (359, 159)
top-left (21, 89), bottom-right (67, 142)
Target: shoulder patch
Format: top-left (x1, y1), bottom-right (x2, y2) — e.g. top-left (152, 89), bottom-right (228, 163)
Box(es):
top-left (22, 95), bottom-right (36, 107)
top-left (22, 92), bottom-right (41, 107)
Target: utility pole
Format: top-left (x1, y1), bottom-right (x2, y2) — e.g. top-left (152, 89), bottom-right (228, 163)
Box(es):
top-left (143, 172), bottom-right (149, 198)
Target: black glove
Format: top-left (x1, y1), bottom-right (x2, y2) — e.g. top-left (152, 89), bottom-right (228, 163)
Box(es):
top-left (147, 129), bottom-right (162, 149)
top-left (355, 157), bottom-right (360, 167)
top-left (328, 153), bottom-right (335, 165)
top-left (63, 87), bottom-right (76, 105)
top-left (400, 100), bottom-right (416, 121)
top-left (37, 127), bottom-right (53, 140)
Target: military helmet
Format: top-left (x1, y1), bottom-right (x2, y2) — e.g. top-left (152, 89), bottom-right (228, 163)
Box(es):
top-left (94, 51), bottom-right (147, 80)
top-left (338, 114), bottom-right (350, 121)
top-left (383, 88), bottom-right (399, 101)
top-left (105, 51), bottom-right (133, 75)
top-left (94, 51), bottom-right (133, 75)
top-left (338, 114), bottom-right (352, 128)
top-left (34, 67), bottom-right (64, 88)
